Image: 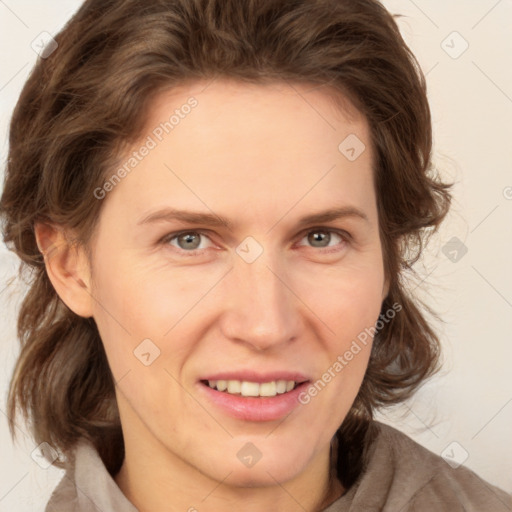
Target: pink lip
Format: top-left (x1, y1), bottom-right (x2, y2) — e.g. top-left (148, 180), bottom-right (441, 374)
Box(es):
top-left (197, 379), bottom-right (310, 422)
top-left (200, 371), bottom-right (309, 383)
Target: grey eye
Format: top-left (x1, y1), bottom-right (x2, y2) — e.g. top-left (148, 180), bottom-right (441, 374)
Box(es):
top-left (176, 232), bottom-right (203, 250)
top-left (307, 231), bottom-right (332, 248)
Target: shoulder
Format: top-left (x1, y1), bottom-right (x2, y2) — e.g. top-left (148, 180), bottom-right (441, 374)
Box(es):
top-left (45, 465), bottom-right (79, 512)
top-left (357, 421), bottom-right (512, 511)
top-left (45, 439), bottom-right (137, 512)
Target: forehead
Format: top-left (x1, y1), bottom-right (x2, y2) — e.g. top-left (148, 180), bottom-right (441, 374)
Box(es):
top-left (104, 79), bottom-right (376, 227)
top-left (145, 78), bottom-right (367, 144)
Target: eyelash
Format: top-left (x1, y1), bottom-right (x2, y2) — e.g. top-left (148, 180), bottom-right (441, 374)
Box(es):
top-left (159, 227), bottom-right (351, 257)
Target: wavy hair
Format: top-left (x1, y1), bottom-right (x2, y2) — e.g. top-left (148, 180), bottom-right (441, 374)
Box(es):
top-left (0, 0), bottom-right (451, 489)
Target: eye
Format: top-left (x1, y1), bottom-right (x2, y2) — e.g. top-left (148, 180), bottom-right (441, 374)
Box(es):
top-left (161, 230), bottom-right (215, 256)
top-left (160, 227), bottom-right (349, 257)
top-left (296, 228), bottom-right (349, 253)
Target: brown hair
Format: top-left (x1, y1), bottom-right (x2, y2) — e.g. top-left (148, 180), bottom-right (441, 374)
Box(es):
top-left (0, 0), bottom-right (451, 489)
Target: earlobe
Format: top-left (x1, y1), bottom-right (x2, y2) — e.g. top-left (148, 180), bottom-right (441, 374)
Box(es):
top-left (34, 222), bottom-right (94, 318)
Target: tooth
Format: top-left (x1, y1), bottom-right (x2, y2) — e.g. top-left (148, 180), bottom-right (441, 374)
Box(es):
top-left (227, 380), bottom-right (241, 394)
top-left (240, 381), bottom-right (260, 397)
top-left (215, 379), bottom-right (297, 396)
top-left (216, 380), bottom-right (227, 391)
top-left (259, 381), bottom-right (277, 397)
top-left (276, 380), bottom-right (287, 394)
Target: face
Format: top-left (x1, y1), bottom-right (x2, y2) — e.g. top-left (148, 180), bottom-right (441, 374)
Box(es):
top-left (85, 80), bottom-right (388, 490)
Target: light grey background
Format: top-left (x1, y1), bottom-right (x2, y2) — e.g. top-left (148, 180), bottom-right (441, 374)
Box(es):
top-left (1, 0), bottom-right (511, 510)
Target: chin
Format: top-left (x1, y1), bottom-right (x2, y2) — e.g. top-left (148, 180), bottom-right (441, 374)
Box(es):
top-left (215, 449), bottom-right (310, 487)
top-left (225, 466), bottom-right (299, 488)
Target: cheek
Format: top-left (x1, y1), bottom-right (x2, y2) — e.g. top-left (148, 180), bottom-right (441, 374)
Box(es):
top-left (299, 262), bottom-right (385, 337)
top-left (89, 252), bottom-right (213, 390)
top-left (300, 264), bottom-right (384, 400)
top-left (91, 249), bottom-right (178, 334)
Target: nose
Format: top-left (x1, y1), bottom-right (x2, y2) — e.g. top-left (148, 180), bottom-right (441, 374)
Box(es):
top-left (219, 249), bottom-right (301, 352)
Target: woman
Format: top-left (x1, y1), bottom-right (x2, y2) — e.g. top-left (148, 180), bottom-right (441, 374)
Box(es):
top-left (1, 0), bottom-right (510, 510)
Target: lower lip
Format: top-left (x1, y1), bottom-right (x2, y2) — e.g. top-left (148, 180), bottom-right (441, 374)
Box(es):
top-left (197, 381), bottom-right (310, 422)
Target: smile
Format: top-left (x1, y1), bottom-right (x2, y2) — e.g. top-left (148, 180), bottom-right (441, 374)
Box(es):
top-left (198, 378), bottom-right (310, 421)
top-left (204, 379), bottom-right (299, 397)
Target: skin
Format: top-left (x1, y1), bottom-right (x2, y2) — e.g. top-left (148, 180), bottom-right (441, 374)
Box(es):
top-left (36, 79), bottom-right (388, 512)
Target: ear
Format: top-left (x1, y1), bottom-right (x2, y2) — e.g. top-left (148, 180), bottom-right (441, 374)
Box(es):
top-left (34, 222), bottom-right (94, 318)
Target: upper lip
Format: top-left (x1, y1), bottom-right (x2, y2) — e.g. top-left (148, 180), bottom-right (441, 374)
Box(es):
top-left (199, 371), bottom-right (310, 384)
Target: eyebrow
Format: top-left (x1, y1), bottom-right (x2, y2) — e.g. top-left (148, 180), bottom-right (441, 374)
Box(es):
top-left (137, 206), bottom-right (369, 230)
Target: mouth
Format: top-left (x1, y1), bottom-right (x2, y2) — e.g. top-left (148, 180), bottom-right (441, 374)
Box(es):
top-left (200, 379), bottom-right (305, 398)
top-left (197, 370), bottom-right (311, 421)
top-left (198, 379), bottom-right (310, 422)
